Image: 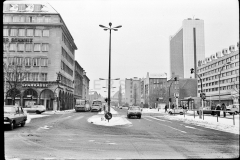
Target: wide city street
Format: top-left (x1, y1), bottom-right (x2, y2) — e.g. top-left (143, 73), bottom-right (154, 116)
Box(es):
top-left (4, 107), bottom-right (239, 159)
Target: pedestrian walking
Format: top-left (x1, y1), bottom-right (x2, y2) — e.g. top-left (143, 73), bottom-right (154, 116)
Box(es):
top-left (216, 104), bottom-right (221, 117)
top-left (165, 105), bottom-right (168, 113)
top-left (222, 103), bottom-right (226, 117)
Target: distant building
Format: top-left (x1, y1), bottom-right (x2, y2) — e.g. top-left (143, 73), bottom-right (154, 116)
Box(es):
top-left (170, 18), bottom-right (205, 79)
top-left (144, 73), bottom-right (167, 108)
top-left (74, 61), bottom-right (84, 101)
top-left (82, 71), bottom-right (90, 100)
top-left (125, 77), bottom-right (142, 106)
top-left (197, 44), bottom-right (239, 106)
top-left (89, 91), bottom-right (100, 104)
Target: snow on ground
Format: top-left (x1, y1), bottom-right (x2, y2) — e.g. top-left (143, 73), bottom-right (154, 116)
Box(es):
top-left (88, 115), bottom-right (132, 126)
top-left (26, 114), bottom-right (50, 123)
top-left (98, 108), bottom-right (118, 114)
top-left (44, 109), bottom-right (75, 114)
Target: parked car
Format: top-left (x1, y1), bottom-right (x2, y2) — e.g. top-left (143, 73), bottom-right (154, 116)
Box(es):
top-left (227, 104), bottom-right (239, 115)
top-left (127, 106), bottom-right (142, 119)
top-left (4, 105), bottom-right (27, 130)
top-left (119, 106), bottom-right (122, 109)
top-left (168, 108), bottom-right (184, 115)
top-left (197, 107), bottom-right (215, 115)
top-left (23, 105), bottom-right (46, 114)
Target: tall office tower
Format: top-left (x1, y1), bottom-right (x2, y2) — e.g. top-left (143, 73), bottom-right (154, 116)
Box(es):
top-left (170, 18), bottom-right (205, 79)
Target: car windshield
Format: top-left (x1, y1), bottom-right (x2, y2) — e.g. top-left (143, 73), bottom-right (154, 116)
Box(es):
top-left (129, 107), bottom-right (140, 110)
top-left (4, 107), bottom-right (15, 113)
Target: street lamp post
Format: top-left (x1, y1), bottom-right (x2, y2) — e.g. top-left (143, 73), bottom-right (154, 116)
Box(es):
top-left (218, 62), bottom-right (231, 105)
top-left (99, 22), bottom-right (122, 114)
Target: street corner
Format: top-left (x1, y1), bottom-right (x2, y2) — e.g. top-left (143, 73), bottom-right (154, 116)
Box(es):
top-left (87, 115), bottom-right (132, 126)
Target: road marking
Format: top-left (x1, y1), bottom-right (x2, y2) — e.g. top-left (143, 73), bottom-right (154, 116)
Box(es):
top-left (143, 117), bottom-right (152, 121)
top-left (184, 125), bottom-right (204, 131)
top-left (168, 126), bottom-right (187, 133)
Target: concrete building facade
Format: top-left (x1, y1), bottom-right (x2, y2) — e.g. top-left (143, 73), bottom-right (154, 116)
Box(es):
top-left (74, 61), bottom-right (84, 101)
top-left (170, 18), bottom-right (205, 79)
top-left (3, 1), bottom-right (77, 110)
top-left (197, 43), bottom-right (239, 106)
top-left (125, 77), bottom-right (142, 106)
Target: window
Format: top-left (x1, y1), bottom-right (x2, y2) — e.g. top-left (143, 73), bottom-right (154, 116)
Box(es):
top-left (17, 43), bottom-right (24, 52)
top-left (25, 57), bottom-right (31, 66)
top-left (4, 16), bottom-right (12, 22)
top-left (236, 69), bottom-right (239, 74)
top-left (10, 29), bottom-right (18, 37)
top-left (16, 57), bottom-right (23, 66)
top-left (13, 16), bottom-right (20, 22)
top-left (20, 16), bottom-right (25, 22)
top-left (26, 16), bottom-right (33, 23)
top-left (3, 43), bottom-right (8, 51)
top-left (26, 29), bottom-right (33, 36)
top-left (40, 58), bottom-right (48, 67)
top-left (40, 73), bottom-right (47, 81)
top-left (34, 29), bottom-right (42, 37)
top-left (32, 58), bottom-right (40, 66)
top-left (44, 16), bottom-right (51, 23)
top-left (25, 43), bottom-right (32, 52)
top-left (26, 73), bottom-right (31, 81)
top-left (34, 43), bottom-right (41, 52)
top-left (9, 43), bottom-right (17, 52)
top-left (43, 30), bottom-right (49, 37)
top-left (18, 29), bottom-right (25, 36)
top-left (32, 73), bottom-right (39, 81)
top-left (3, 29), bottom-right (9, 36)
top-left (36, 16), bottom-right (44, 23)
top-left (8, 57), bottom-right (15, 65)
top-left (42, 43), bottom-right (49, 52)
top-left (34, 4), bottom-right (42, 12)
top-left (18, 4), bottom-right (26, 11)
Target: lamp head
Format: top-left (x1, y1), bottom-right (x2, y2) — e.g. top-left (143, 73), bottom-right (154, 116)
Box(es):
top-left (109, 22), bottom-right (112, 27)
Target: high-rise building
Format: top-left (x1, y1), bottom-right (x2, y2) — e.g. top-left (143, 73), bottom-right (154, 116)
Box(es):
top-left (3, 1), bottom-right (78, 110)
top-left (170, 18), bottom-right (205, 79)
top-left (125, 77), bottom-right (142, 106)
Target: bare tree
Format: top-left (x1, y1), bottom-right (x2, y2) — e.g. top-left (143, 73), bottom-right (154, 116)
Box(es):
top-left (4, 62), bottom-right (29, 105)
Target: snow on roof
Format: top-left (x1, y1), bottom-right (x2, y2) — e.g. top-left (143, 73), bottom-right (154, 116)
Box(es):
top-left (149, 73), bottom-right (167, 78)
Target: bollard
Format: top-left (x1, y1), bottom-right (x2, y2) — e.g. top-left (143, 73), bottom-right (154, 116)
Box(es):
top-left (233, 113), bottom-right (235, 125)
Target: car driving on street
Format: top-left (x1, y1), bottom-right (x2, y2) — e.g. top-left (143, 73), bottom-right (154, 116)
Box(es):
top-left (23, 105), bottom-right (46, 114)
top-left (4, 105), bottom-right (27, 130)
top-left (127, 106), bottom-right (142, 119)
top-left (168, 107), bottom-right (184, 115)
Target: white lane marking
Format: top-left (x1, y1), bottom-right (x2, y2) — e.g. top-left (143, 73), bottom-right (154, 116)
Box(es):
top-left (185, 125), bottom-right (204, 131)
top-left (168, 126), bottom-right (187, 133)
top-left (143, 117), bottom-right (152, 121)
top-left (63, 116), bottom-right (72, 119)
top-left (73, 116), bottom-right (84, 120)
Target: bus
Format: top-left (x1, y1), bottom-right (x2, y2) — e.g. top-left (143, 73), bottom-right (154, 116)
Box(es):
top-left (91, 100), bottom-right (102, 112)
top-left (75, 99), bottom-right (91, 112)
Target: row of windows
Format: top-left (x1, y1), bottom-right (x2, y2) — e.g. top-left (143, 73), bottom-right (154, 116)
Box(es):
top-left (61, 61), bottom-right (73, 77)
top-left (198, 54), bottom-right (239, 73)
top-left (62, 33), bottom-right (74, 55)
top-left (198, 76), bottom-right (239, 88)
top-left (198, 84), bottom-right (239, 93)
top-left (3, 28), bottom-right (49, 37)
top-left (6, 57), bottom-right (48, 67)
top-left (61, 75), bottom-right (73, 88)
top-left (62, 47), bottom-right (74, 65)
top-left (5, 72), bottom-right (47, 81)
top-left (4, 4), bottom-right (48, 12)
top-left (3, 15), bottom-right (52, 23)
top-left (198, 69), bottom-right (239, 83)
top-left (4, 43), bottom-right (49, 52)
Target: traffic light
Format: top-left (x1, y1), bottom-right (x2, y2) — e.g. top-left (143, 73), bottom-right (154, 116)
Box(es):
top-left (200, 92), bottom-right (206, 100)
top-left (174, 77), bottom-right (177, 81)
top-left (169, 98), bottom-right (172, 102)
top-left (105, 98), bottom-right (108, 102)
top-left (190, 68), bottom-right (194, 74)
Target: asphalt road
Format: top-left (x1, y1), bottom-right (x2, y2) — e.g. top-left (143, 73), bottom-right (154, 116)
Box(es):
top-left (4, 108), bottom-right (239, 159)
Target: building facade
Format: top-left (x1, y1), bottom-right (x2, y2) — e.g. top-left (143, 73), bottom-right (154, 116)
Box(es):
top-left (144, 73), bottom-right (167, 108)
top-left (3, 1), bottom-right (77, 110)
top-left (170, 18), bottom-right (205, 79)
top-left (74, 61), bottom-right (84, 102)
top-left (197, 43), bottom-right (239, 106)
top-left (82, 71), bottom-right (90, 100)
top-left (125, 77), bottom-right (142, 106)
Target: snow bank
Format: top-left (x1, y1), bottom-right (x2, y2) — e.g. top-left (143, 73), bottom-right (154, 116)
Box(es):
top-left (88, 115), bottom-right (131, 126)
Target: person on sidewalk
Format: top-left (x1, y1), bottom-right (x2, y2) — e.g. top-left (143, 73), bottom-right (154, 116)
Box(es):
top-left (216, 104), bottom-right (221, 117)
top-left (211, 103), bottom-right (216, 116)
top-left (222, 103), bottom-right (226, 117)
top-left (165, 105), bottom-right (168, 113)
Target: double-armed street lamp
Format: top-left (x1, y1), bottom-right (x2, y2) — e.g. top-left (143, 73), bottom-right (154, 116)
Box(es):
top-left (218, 62), bottom-right (231, 105)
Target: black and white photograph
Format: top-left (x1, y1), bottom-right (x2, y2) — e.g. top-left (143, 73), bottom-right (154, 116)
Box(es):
top-left (3, 0), bottom-right (239, 159)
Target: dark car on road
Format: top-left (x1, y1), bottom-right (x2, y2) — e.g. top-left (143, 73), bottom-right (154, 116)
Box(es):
top-left (4, 105), bottom-right (27, 130)
top-left (197, 107), bottom-right (216, 115)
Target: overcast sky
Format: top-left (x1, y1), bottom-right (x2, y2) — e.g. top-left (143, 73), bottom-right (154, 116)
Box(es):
top-left (13, 0), bottom-right (239, 97)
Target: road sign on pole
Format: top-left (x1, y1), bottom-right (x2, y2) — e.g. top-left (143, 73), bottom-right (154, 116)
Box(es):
top-left (105, 112), bottom-right (112, 122)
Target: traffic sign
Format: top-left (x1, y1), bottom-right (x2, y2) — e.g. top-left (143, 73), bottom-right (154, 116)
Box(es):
top-left (105, 112), bottom-right (112, 121)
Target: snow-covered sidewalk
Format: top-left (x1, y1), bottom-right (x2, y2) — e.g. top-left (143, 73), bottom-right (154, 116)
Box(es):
top-left (44, 109), bottom-right (75, 114)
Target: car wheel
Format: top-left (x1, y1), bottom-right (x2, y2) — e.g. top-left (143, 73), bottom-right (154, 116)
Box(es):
top-left (9, 121), bottom-right (15, 130)
top-left (36, 110), bottom-right (41, 114)
top-left (127, 115), bottom-right (130, 119)
top-left (229, 112), bottom-right (232, 115)
top-left (21, 121), bottom-right (25, 127)
top-left (169, 112), bottom-right (172, 115)
top-left (139, 115), bottom-right (141, 119)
